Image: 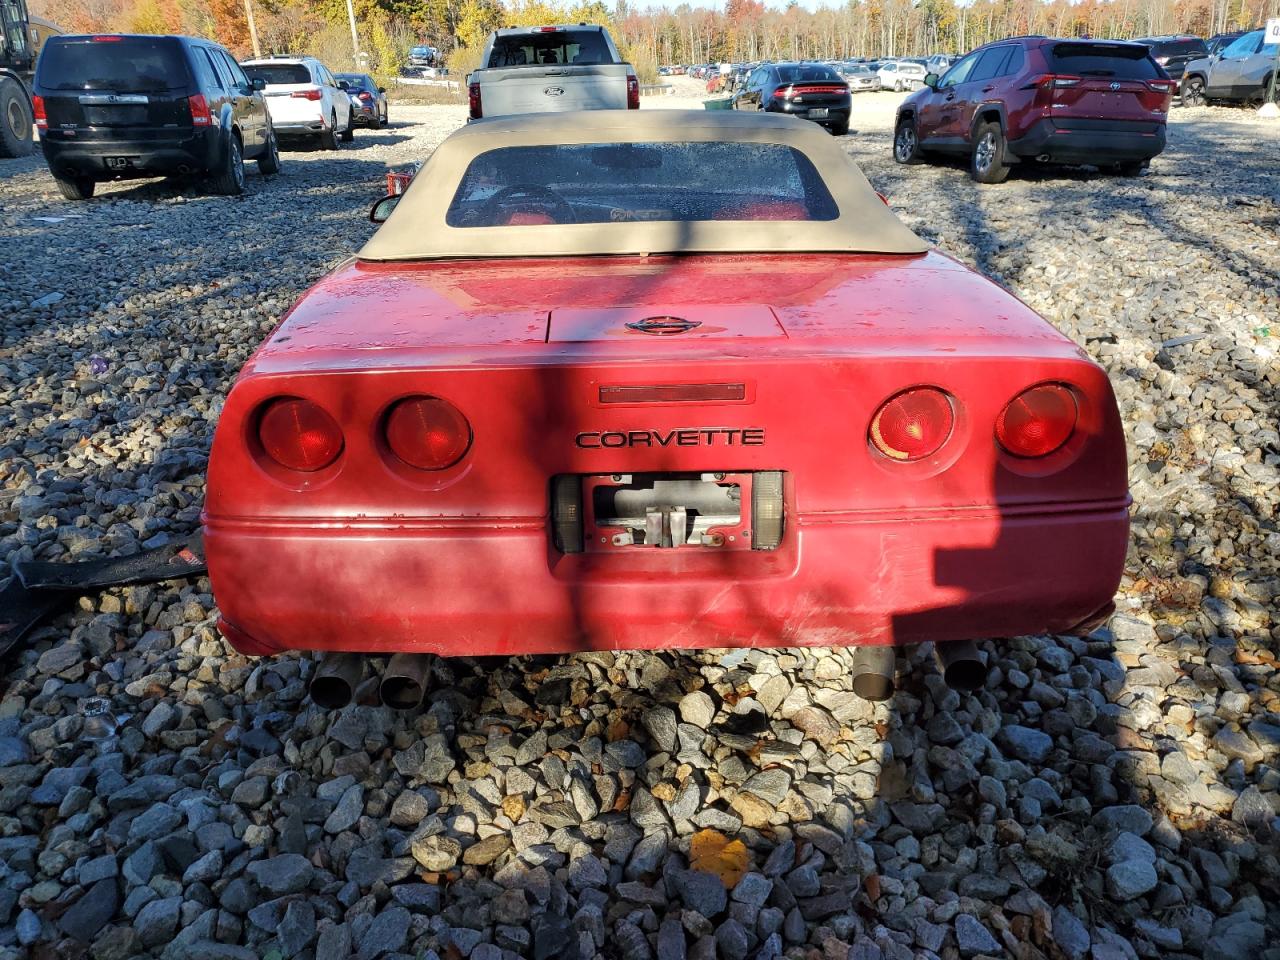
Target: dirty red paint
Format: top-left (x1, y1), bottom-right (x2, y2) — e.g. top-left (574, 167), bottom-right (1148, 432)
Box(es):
top-left (204, 250), bottom-right (1129, 656)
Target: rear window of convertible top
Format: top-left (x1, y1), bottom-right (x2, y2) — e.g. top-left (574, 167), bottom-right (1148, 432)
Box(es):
top-left (444, 141), bottom-right (840, 227)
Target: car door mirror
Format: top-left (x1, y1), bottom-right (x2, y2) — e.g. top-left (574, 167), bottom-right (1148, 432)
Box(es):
top-left (338, 80), bottom-right (350, 90)
top-left (251, 77), bottom-right (266, 91)
top-left (370, 194), bottom-right (400, 223)
top-left (924, 73), bottom-right (939, 89)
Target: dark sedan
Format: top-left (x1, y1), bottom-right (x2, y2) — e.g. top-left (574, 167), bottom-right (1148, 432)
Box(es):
top-left (732, 62), bottom-right (851, 135)
top-left (337, 72), bottom-right (388, 129)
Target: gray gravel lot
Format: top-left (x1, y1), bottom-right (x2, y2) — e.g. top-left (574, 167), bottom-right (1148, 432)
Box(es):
top-left (0, 93), bottom-right (1278, 960)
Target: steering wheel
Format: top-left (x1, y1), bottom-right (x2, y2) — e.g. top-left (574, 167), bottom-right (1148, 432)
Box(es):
top-left (481, 184), bottom-right (576, 225)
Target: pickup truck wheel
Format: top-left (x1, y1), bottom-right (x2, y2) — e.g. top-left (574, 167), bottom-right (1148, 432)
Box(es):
top-left (209, 134), bottom-right (245, 196)
top-left (970, 121), bottom-right (1010, 184)
top-left (53, 174), bottom-right (95, 201)
top-left (258, 128), bottom-right (280, 176)
top-left (1181, 76), bottom-right (1205, 107)
top-left (319, 115), bottom-right (338, 151)
top-left (0, 78), bottom-right (34, 158)
top-left (893, 117), bottom-right (925, 164)
top-left (340, 111), bottom-right (354, 142)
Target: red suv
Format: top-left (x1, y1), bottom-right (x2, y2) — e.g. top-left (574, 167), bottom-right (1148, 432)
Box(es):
top-left (893, 37), bottom-right (1175, 183)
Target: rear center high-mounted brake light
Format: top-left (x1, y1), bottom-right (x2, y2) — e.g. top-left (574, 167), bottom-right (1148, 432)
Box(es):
top-left (291, 89), bottom-right (323, 101)
top-left (468, 81), bottom-right (482, 119)
top-left (32, 94), bottom-right (46, 131)
top-left (627, 75), bottom-right (639, 109)
top-left (599, 383), bottom-right (746, 404)
top-left (187, 93), bottom-right (212, 126)
top-left (534, 26), bottom-right (562, 32)
top-left (91, 35), bottom-right (122, 41)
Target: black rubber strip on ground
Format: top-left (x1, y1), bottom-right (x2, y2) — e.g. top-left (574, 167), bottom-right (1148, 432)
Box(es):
top-left (15, 533), bottom-right (206, 590)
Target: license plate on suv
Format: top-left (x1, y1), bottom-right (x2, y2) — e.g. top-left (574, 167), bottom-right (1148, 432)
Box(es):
top-left (103, 157), bottom-right (136, 170)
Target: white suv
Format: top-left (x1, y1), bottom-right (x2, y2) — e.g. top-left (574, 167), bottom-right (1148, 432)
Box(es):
top-left (241, 56), bottom-right (353, 149)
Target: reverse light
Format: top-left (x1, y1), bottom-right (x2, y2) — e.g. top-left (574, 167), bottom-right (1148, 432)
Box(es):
top-left (627, 74), bottom-right (640, 109)
top-left (996, 383), bottom-right (1077, 458)
top-left (32, 94), bottom-right (46, 131)
top-left (869, 387), bottom-right (954, 462)
top-left (187, 93), bottom-right (212, 126)
top-left (291, 89), bottom-right (324, 101)
top-left (257, 398), bottom-right (344, 472)
top-left (468, 81), bottom-right (482, 119)
top-left (384, 396), bottom-right (471, 470)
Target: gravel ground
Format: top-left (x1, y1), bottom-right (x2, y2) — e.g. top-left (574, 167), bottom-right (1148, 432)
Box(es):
top-left (1, 89), bottom-right (1278, 960)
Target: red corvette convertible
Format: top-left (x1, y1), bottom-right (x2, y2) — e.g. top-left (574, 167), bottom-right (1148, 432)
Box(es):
top-left (203, 111), bottom-right (1128, 701)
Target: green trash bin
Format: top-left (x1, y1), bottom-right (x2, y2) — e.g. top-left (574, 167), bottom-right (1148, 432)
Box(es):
top-left (703, 96), bottom-right (733, 111)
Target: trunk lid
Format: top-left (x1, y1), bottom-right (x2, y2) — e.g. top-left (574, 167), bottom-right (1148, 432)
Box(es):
top-left (1046, 41), bottom-right (1170, 121)
top-left (549, 304), bottom-right (786, 342)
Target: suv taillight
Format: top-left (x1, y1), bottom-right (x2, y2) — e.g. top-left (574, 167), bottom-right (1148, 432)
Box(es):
top-left (290, 89), bottom-right (323, 101)
top-left (1145, 79), bottom-right (1176, 94)
top-left (468, 81), bottom-right (482, 119)
top-left (32, 94), bottom-right (46, 131)
top-left (627, 75), bottom-right (640, 109)
top-left (187, 93), bottom-right (212, 126)
top-left (1025, 74), bottom-right (1081, 108)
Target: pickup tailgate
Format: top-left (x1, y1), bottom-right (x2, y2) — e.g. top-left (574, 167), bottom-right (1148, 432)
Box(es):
top-left (476, 64), bottom-right (632, 115)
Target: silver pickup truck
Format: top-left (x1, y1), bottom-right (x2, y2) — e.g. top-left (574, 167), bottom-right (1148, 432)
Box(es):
top-left (467, 25), bottom-right (639, 120)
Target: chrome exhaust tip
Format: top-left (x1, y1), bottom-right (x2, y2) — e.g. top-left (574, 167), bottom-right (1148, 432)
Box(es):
top-left (850, 645), bottom-right (896, 702)
top-left (379, 653), bottom-right (433, 710)
top-left (309, 653), bottom-right (364, 709)
top-left (934, 640), bottom-right (987, 692)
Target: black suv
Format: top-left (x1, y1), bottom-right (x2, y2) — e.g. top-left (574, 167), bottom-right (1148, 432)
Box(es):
top-left (34, 34), bottom-right (280, 200)
top-left (1133, 35), bottom-right (1208, 81)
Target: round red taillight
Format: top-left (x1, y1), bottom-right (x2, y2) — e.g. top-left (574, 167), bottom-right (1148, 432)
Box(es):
top-left (384, 396), bottom-right (471, 470)
top-left (257, 398), bottom-right (343, 471)
top-left (996, 384), bottom-right (1077, 457)
top-left (869, 387), bottom-right (954, 462)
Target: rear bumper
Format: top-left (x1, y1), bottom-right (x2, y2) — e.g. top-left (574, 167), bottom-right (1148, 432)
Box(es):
top-left (1008, 117), bottom-right (1167, 163)
top-left (264, 100), bottom-right (326, 134)
top-left (40, 130), bottom-right (219, 179)
top-left (205, 499), bottom-right (1129, 657)
top-left (768, 102), bottom-right (852, 126)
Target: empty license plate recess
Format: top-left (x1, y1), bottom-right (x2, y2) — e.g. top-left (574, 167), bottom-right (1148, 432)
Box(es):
top-left (551, 471), bottom-right (784, 553)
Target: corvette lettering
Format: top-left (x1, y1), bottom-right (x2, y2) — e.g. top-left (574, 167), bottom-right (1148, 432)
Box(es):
top-left (575, 428), bottom-right (765, 448)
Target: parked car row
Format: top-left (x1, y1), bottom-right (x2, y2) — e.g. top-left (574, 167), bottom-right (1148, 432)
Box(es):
top-left (31, 35), bottom-right (394, 200)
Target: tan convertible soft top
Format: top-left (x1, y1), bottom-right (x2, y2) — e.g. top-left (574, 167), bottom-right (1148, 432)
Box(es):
top-left (358, 110), bottom-right (929, 261)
